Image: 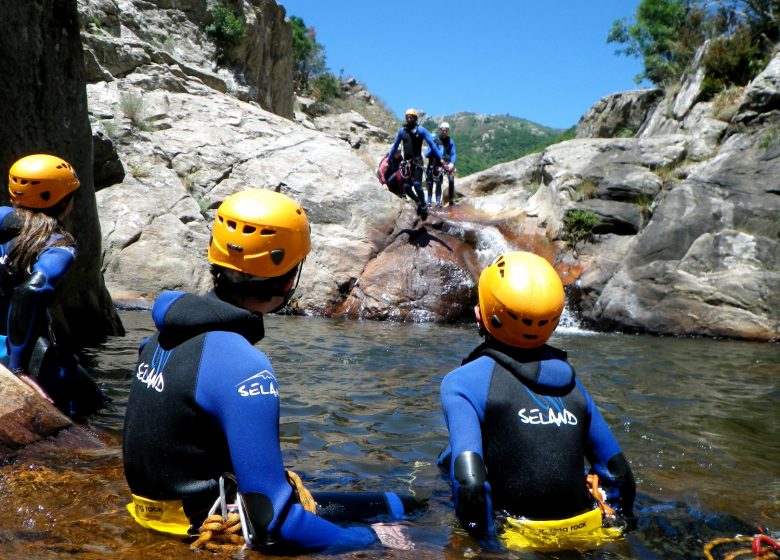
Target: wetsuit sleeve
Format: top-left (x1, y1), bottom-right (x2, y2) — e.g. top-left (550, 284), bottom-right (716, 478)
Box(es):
top-left (7, 245), bottom-right (76, 372)
top-left (387, 129), bottom-right (403, 160)
top-left (439, 357), bottom-right (495, 534)
top-left (421, 127), bottom-right (445, 159)
top-left (579, 380), bottom-right (636, 516)
top-left (195, 333), bottom-right (377, 552)
top-left (449, 139), bottom-right (457, 164)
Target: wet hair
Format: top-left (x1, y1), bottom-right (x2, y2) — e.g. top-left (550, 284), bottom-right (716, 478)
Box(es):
top-left (7, 204), bottom-right (76, 275)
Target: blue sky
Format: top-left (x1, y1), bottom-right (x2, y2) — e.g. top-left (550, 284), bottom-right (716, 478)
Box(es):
top-left (277, 1), bottom-right (650, 129)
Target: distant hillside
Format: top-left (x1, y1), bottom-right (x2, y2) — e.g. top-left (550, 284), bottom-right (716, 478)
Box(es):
top-left (421, 113), bottom-right (573, 176)
top-left (324, 80), bottom-right (575, 177)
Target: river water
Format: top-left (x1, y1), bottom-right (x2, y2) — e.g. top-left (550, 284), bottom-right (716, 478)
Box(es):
top-left (0, 310), bottom-right (777, 559)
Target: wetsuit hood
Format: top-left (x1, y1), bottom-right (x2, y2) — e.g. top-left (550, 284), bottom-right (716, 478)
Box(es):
top-left (151, 290), bottom-right (265, 347)
top-left (462, 341), bottom-right (575, 395)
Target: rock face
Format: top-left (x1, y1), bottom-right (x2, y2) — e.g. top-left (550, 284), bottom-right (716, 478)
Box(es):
top-left (81, 0), bottom-right (779, 342)
top-left (0, 368), bottom-right (73, 460)
top-left (0, 0), bottom-right (123, 347)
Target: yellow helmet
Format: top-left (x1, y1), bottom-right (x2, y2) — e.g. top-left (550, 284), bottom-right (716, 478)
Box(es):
top-left (478, 251), bottom-right (565, 348)
top-left (208, 189), bottom-right (311, 279)
top-left (9, 154), bottom-right (80, 209)
top-left (405, 108), bottom-right (419, 118)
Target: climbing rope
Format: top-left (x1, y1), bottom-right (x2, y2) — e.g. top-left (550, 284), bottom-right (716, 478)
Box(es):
top-left (191, 512), bottom-right (244, 551)
top-left (191, 470), bottom-right (316, 552)
top-left (703, 531), bottom-right (780, 559)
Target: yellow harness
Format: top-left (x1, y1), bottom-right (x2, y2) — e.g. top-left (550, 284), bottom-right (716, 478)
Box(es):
top-left (500, 507), bottom-right (624, 551)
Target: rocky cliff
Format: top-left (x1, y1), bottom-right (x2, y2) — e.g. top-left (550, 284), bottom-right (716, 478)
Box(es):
top-left (86, 1), bottom-right (779, 342)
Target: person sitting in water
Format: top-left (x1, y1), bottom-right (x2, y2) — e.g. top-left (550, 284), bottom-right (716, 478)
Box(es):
top-left (387, 108), bottom-right (444, 218)
top-left (0, 153), bottom-right (105, 418)
top-left (122, 189), bottom-right (416, 553)
top-left (437, 251), bottom-right (635, 548)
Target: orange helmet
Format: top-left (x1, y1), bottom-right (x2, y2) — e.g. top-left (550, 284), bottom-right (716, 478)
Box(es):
top-left (478, 251), bottom-right (565, 348)
top-left (405, 108), bottom-right (419, 119)
top-left (9, 154), bottom-right (80, 209)
top-left (208, 189), bottom-right (311, 279)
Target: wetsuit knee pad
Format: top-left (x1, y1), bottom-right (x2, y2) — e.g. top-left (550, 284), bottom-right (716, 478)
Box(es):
top-left (453, 451), bottom-right (490, 534)
top-left (240, 492), bottom-right (275, 546)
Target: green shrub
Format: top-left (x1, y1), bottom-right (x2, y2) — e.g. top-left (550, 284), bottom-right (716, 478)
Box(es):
top-left (311, 73), bottom-right (342, 103)
top-left (204, 3), bottom-right (245, 58)
top-left (563, 209), bottom-right (602, 250)
top-left (702, 27), bottom-right (763, 98)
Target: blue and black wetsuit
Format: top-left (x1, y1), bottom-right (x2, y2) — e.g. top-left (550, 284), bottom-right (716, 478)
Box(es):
top-left (438, 341), bottom-right (635, 535)
top-left (122, 290), bottom-right (397, 553)
top-left (388, 124), bottom-right (444, 209)
top-left (0, 206), bottom-right (102, 417)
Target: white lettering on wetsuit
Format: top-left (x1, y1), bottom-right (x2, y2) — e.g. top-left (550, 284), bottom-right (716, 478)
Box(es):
top-left (136, 362), bottom-right (164, 392)
top-left (236, 370), bottom-right (279, 398)
top-left (518, 407), bottom-right (578, 426)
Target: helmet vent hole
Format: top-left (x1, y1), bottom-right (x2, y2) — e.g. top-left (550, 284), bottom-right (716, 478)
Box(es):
top-left (217, 215), bottom-right (224, 223)
top-left (490, 315), bottom-right (502, 328)
top-left (522, 318), bottom-right (533, 326)
top-left (538, 319), bottom-right (548, 327)
top-left (227, 242), bottom-right (243, 253)
top-left (40, 191), bottom-right (51, 201)
top-left (507, 311), bottom-right (518, 320)
top-left (226, 220), bottom-right (237, 231)
top-left (260, 228), bottom-right (276, 236)
top-left (270, 249), bottom-right (285, 265)
top-left (242, 225), bottom-right (256, 234)
top-left (523, 334), bottom-right (539, 340)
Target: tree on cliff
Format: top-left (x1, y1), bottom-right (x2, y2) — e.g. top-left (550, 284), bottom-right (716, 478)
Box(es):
top-left (609, 0), bottom-right (780, 95)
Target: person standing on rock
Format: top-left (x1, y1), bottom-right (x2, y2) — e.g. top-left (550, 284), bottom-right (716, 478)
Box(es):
top-left (424, 122), bottom-right (457, 207)
top-left (123, 188), bottom-right (416, 554)
top-left (387, 108), bottom-right (444, 218)
top-left (437, 251), bottom-right (635, 549)
top-left (0, 153), bottom-right (105, 419)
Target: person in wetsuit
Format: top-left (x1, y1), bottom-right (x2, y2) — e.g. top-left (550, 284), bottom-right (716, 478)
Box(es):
top-left (387, 108), bottom-right (444, 217)
top-left (438, 251), bottom-right (635, 542)
top-left (0, 154), bottom-right (104, 418)
top-left (122, 189), bottom-right (415, 553)
top-left (425, 122), bottom-right (457, 207)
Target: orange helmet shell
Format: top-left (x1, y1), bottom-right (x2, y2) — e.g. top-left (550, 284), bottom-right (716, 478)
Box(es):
top-left (9, 154), bottom-right (80, 209)
top-left (478, 251), bottom-right (565, 348)
top-left (208, 189), bottom-right (311, 278)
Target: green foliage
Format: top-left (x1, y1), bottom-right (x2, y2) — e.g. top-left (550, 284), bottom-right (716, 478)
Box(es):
top-left (563, 209), bottom-right (602, 250)
top-left (311, 72), bottom-right (341, 103)
top-left (608, 0), bottom-right (704, 85)
top-left (420, 114), bottom-right (570, 176)
top-left (759, 128), bottom-right (780, 149)
top-left (609, 0), bottom-right (780, 93)
top-left (290, 15), bottom-right (326, 93)
top-left (204, 3), bottom-right (246, 59)
top-left (701, 26), bottom-right (763, 98)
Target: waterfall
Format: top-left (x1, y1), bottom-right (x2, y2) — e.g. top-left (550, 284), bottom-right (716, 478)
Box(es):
top-left (445, 218), bottom-right (590, 334)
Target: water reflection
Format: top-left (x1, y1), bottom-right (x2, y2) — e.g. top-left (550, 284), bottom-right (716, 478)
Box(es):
top-left (0, 310), bottom-right (776, 559)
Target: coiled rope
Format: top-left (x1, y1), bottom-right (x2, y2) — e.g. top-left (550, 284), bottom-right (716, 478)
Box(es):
top-left (191, 470), bottom-right (316, 552)
top-left (703, 532), bottom-right (780, 559)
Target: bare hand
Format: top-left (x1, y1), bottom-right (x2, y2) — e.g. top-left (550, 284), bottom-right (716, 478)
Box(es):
top-left (372, 522), bottom-right (413, 550)
top-left (18, 373), bottom-right (54, 404)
